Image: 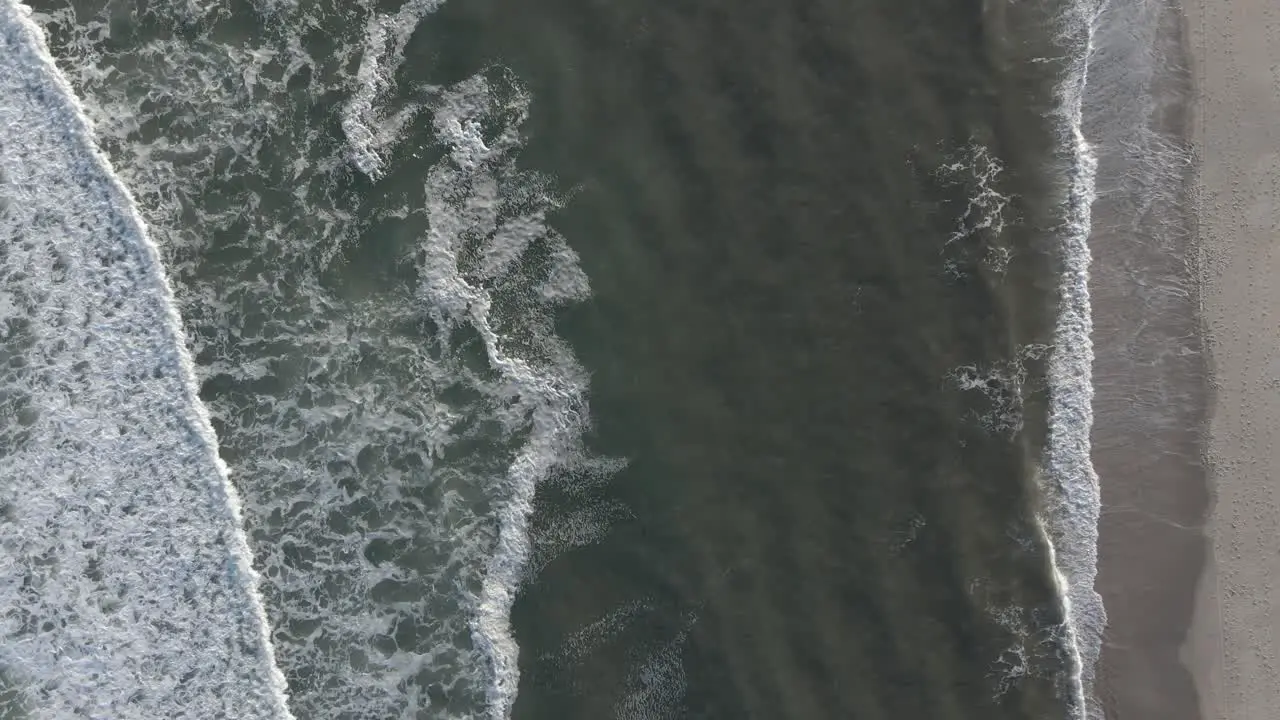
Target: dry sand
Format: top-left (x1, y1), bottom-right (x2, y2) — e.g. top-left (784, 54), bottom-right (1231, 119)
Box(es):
top-left (1181, 0), bottom-right (1280, 718)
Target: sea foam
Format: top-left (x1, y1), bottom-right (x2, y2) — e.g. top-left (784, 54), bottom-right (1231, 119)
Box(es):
top-left (0, 1), bottom-right (292, 717)
top-left (339, 5), bottom-right (613, 714)
top-left (1040, 0), bottom-right (1107, 717)
top-left (342, 0), bottom-right (446, 178)
top-left (416, 73), bottom-right (600, 719)
top-left (23, 0), bottom-right (619, 713)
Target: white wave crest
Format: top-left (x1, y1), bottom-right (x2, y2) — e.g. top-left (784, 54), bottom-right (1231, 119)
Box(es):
top-left (1040, 0), bottom-right (1107, 717)
top-left (25, 1), bottom-right (620, 713)
top-left (416, 72), bottom-right (604, 718)
top-left (0, 2), bottom-right (292, 716)
top-left (342, 0), bottom-right (445, 178)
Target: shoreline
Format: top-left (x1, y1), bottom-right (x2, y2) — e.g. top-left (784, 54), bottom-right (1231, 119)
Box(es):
top-left (1084, 0), bottom-right (1211, 719)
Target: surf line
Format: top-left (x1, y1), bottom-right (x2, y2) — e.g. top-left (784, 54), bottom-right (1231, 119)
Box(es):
top-left (1041, 0), bottom-right (1107, 718)
top-left (0, 2), bottom-right (295, 715)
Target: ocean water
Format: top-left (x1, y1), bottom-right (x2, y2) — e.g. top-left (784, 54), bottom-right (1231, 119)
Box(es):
top-left (0, 0), bottom-right (1117, 718)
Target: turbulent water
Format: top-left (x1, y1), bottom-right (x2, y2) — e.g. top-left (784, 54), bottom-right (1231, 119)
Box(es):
top-left (0, 0), bottom-right (1142, 717)
top-left (0, 5), bottom-right (289, 716)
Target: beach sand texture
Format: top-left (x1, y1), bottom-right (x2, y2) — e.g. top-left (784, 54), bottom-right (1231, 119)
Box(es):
top-left (1087, 0), bottom-right (1280, 718)
top-left (1085, 0), bottom-right (1207, 716)
top-left (1183, 0), bottom-right (1280, 718)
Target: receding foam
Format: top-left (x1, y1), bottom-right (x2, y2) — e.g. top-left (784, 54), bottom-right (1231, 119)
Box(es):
top-left (0, 1), bottom-right (293, 717)
top-left (1040, 0), bottom-right (1107, 718)
top-left (417, 73), bottom-right (601, 719)
top-left (23, 1), bottom-right (616, 715)
top-left (342, 0), bottom-right (445, 178)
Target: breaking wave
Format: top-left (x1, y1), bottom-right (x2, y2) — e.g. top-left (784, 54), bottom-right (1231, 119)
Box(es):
top-left (21, 0), bottom-right (616, 716)
top-left (1039, 0), bottom-right (1107, 717)
top-left (0, 2), bottom-right (291, 716)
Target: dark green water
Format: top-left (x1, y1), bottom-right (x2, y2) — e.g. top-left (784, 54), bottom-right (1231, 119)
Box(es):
top-left (15, 0), bottom-right (1093, 716)
top-left (471, 1), bottom-right (1079, 717)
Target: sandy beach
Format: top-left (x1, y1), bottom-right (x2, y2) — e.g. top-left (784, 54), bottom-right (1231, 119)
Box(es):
top-left (1085, 0), bottom-right (1211, 718)
top-left (1180, 0), bottom-right (1280, 717)
top-left (1094, 0), bottom-right (1280, 718)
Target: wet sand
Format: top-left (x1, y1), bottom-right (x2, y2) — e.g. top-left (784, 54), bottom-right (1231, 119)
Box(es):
top-left (1086, 0), bottom-right (1209, 719)
top-left (1181, 0), bottom-right (1280, 718)
top-left (1094, 0), bottom-right (1280, 718)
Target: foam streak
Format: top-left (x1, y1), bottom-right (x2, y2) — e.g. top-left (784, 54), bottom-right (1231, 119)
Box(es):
top-left (418, 74), bottom-right (596, 719)
top-left (343, 0), bottom-right (445, 177)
